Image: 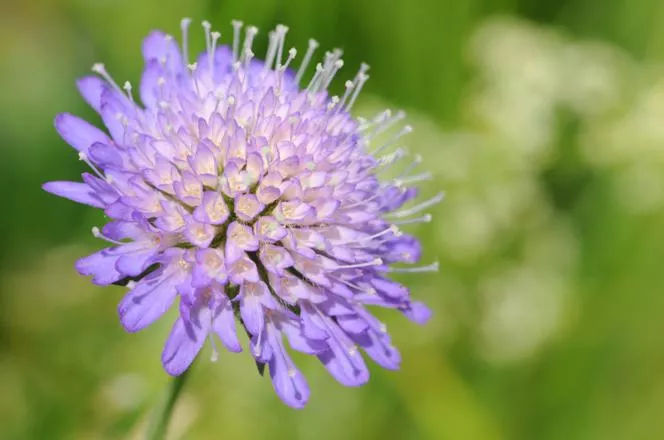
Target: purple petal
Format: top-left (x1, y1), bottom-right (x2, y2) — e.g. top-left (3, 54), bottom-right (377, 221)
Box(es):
top-left (54, 113), bottom-right (111, 154)
top-left (267, 326), bottom-right (310, 409)
top-left (88, 142), bottom-right (123, 169)
top-left (117, 268), bottom-right (180, 332)
top-left (42, 181), bottom-right (104, 208)
top-left (75, 249), bottom-right (123, 285)
top-left (76, 76), bottom-right (106, 113)
top-left (401, 301), bottom-right (432, 324)
top-left (352, 330), bottom-right (401, 371)
top-left (162, 305), bottom-right (211, 375)
top-left (142, 31), bottom-right (184, 74)
top-left (212, 296), bottom-right (242, 353)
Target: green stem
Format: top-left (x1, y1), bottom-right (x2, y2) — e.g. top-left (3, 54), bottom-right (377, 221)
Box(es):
top-left (146, 369), bottom-right (191, 440)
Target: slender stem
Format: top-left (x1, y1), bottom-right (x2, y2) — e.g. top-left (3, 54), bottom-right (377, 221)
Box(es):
top-left (146, 369), bottom-right (191, 440)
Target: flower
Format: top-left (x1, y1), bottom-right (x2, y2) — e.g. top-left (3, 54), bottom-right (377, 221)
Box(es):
top-left (43, 19), bottom-right (441, 408)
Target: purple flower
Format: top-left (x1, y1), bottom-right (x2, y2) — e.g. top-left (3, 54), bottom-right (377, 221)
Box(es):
top-left (44, 19), bottom-right (441, 408)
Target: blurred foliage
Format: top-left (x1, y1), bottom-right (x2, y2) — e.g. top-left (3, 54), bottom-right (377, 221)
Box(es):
top-left (2, 0), bottom-right (664, 439)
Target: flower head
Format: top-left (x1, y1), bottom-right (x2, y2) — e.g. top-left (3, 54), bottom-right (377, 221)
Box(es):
top-left (44, 19), bottom-right (441, 408)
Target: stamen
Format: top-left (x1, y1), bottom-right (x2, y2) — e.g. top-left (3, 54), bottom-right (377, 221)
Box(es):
top-left (389, 192), bottom-right (445, 219)
top-left (322, 59), bottom-right (344, 90)
top-left (91, 63), bottom-right (122, 94)
top-left (395, 172), bottom-right (433, 187)
top-left (367, 110), bottom-right (407, 140)
top-left (91, 226), bottom-right (124, 245)
top-left (388, 262), bottom-right (439, 273)
top-left (334, 258), bottom-right (383, 270)
top-left (78, 152), bottom-right (106, 182)
top-left (242, 26), bottom-right (259, 64)
top-left (396, 154), bottom-right (422, 178)
top-left (263, 31), bottom-right (278, 73)
top-left (122, 81), bottom-right (134, 103)
top-left (202, 20), bottom-right (212, 53)
top-left (274, 25), bottom-right (289, 70)
top-left (187, 63), bottom-right (200, 95)
top-left (342, 224), bottom-right (401, 245)
top-left (276, 48), bottom-right (297, 91)
top-left (391, 214), bottom-right (433, 225)
top-left (295, 39), bottom-right (319, 85)
top-left (338, 79), bottom-right (355, 109)
top-left (327, 96), bottom-right (340, 111)
top-left (231, 20), bottom-right (243, 63)
top-left (209, 31), bottom-right (221, 78)
top-left (346, 64), bottom-right (370, 111)
top-left (180, 18), bottom-right (192, 67)
top-left (329, 275), bottom-right (377, 295)
top-left (371, 124), bottom-right (412, 156)
top-left (305, 63), bottom-right (325, 93)
top-left (377, 148), bottom-right (407, 167)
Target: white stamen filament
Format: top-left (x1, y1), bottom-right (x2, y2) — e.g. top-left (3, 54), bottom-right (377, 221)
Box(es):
top-left (391, 214), bottom-right (433, 225)
top-left (91, 226), bottom-right (124, 245)
top-left (338, 80), bottom-right (355, 110)
top-left (187, 62), bottom-right (200, 95)
top-left (306, 63), bottom-right (325, 93)
top-left (242, 26), bottom-right (259, 64)
top-left (395, 172), bottom-right (433, 187)
top-left (334, 257), bottom-right (383, 270)
top-left (263, 31), bottom-right (278, 73)
top-left (371, 124), bottom-right (412, 156)
top-left (346, 63), bottom-right (370, 111)
top-left (78, 152), bottom-right (106, 182)
top-left (388, 262), bottom-right (439, 273)
top-left (346, 224), bottom-right (401, 245)
top-left (231, 20), bottom-right (243, 63)
top-left (295, 39), bottom-right (319, 84)
top-left (367, 110), bottom-right (407, 139)
top-left (389, 192), bottom-right (445, 219)
top-left (275, 25), bottom-right (289, 70)
top-left (180, 18), bottom-right (192, 67)
top-left (122, 81), bottom-right (134, 103)
top-left (329, 275), bottom-right (377, 295)
top-left (322, 59), bottom-right (344, 90)
top-left (202, 20), bottom-right (212, 54)
top-left (91, 63), bottom-right (122, 94)
top-left (209, 31), bottom-right (221, 78)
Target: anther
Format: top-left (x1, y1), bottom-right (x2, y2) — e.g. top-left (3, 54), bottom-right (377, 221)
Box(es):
top-left (122, 81), bottom-right (134, 103)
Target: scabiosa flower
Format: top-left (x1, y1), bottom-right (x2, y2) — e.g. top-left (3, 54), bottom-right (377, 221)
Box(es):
top-left (44, 19), bottom-right (442, 408)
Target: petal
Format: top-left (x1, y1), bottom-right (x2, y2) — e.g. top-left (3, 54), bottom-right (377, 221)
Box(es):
top-left (312, 312), bottom-right (369, 386)
top-left (352, 330), bottom-right (401, 371)
top-left (76, 76), bottom-right (106, 113)
top-left (42, 181), bottom-right (104, 208)
top-left (162, 306), bottom-right (211, 375)
top-left (54, 113), bottom-right (111, 154)
top-left (75, 249), bottom-right (123, 285)
top-left (114, 245), bottom-right (158, 277)
top-left (139, 59), bottom-right (166, 109)
top-left (267, 328), bottom-right (310, 409)
top-left (117, 268), bottom-right (180, 332)
top-left (400, 301), bottom-right (432, 324)
top-left (212, 296), bottom-right (242, 353)
top-left (88, 142), bottom-right (123, 168)
top-left (281, 319), bottom-right (328, 354)
top-left (142, 31), bottom-right (184, 74)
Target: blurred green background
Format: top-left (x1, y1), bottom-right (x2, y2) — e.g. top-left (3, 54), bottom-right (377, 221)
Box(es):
top-left (2, 0), bottom-right (664, 439)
